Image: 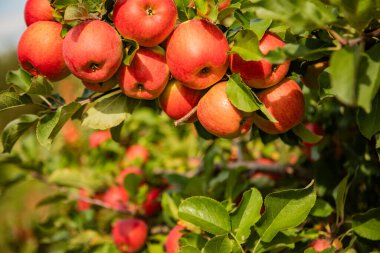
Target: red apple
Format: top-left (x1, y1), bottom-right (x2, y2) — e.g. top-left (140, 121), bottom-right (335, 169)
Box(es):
top-left (252, 78), bottom-right (305, 134)
top-left (165, 225), bottom-right (185, 253)
top-left (24, 0), bottom-right (54, 26)
top-left (119, 47), bottom-right (170, 100)
top-left (112, 218), bottom-right (148, 253)
top-left (197, 81), bottom-right (253, 138)
top-left (18, 21), bottom-right (70, 81)
top-left (62, 120), bottom-right (80, 145)
top-left (89, 131), bottom-right (112, 148)
top-left (101, 186), bottom-right (129, 211)
top-left (63, 20), bottom-right (123, 83)
top-left (125, 144), bottom-right (150, 164)
top-left (117, 166), bottom-right (143, 185)
top-left (309, 239), bottom-right (331, 252)
top-left (142, 187), bottom-right (161, 216)
top-left (159, 79), bottom-right (204, 122)
top-left (82, 75), bottom-right (118, 93)
top-left (113, 0), bottom-right (177, 47)
top-left (230, 32), bottom-right (290, 89)
top-left (77, 188), bottom-right (91, 211)
top-left (166, 19), bottom-right (229, 90)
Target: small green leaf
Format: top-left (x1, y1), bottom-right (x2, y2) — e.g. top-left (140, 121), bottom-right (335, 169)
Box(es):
top-left (179, 196), bottom-right (231, 235)
top-left (123, 39), bottom-right (140, 66)
top-left (310, 199), bottom-right (334, 218)
top-left (333, 174), bottom-right (352, 225)
top-left (6, 69), bottom-right (32, 93)
top-left (255, 181), bottom-right (316, 242)
top-left (202, 235), bottom-right (232, 253)
top-left (29, 76), bottom-right (54, 95)
top-left (357, 92), bottom-right (380, 139)
top-left (194, 0), bottom-right (209, 15)
top-left (352, 208), bottom-right (380, 241)
top-left (231, 188), bottom-right (263, 243)
top-left (254, 232), bottom-right (296, 253)
top-left (162, 193), bottom-right (180, 225)
top-left (37, 193), bottom-right (67, 208)
top-left (226, 74), bottom-right (260, 113)
top-left (82, 93), bottom-right (135, 130)
top-left (249, 19), bottom-right (272, 40)
top-left (53, 0), bottom-right (79, 9)
top-left (180, 246), bottom-right (201, 253)
top-left (48, 169), bottom-right (102, 189)
top-left (64, 4), bottom-right (90, 21)
top-left (123, 173), bottom-right (142, 202)
top-left (1, 114), bottom-right (39, 153)
top-left (0, 91), bottom-right (32, 112)
top-left (230, 30), bottom-right (263, 61)
top-left (292, 124), bottom-right (323, 144)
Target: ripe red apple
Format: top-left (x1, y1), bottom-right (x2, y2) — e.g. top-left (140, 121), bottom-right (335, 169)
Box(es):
top-left (142, 187), bottom-right (161, 216)
top-left (112, 218), bottom-right (148, 253)
top-left (101, 186), bottom-right (129, 211)
top-left (165, 225), bottom-right (185, 253)
top-left (24, 0), bottom-right (54, 26)
top-left (113, 0), bottom-right (177, 47)
top-left (309, 239), bottom-right (331, 252)
top-left (18, 21), bottom-right (70, 81)
top-left (166, 19), bottom-right (230, 90)
top-left (197, 81), bottom-right (254, 138)
top-left (119, 47), bottom-right (169, 100)
top-left (159, 79), bottom-right (204, 122)
top-left (82, 75), bottom-right (118, 93)
top-left (252, 78), bottom-right (305, 134)
top-left (63, 20), bottom-right (123, 83)
top-left (230, 32), bottom-right (290, 89)
top-left (117, 166), bottom-right (143, 185)
top-left (77, 188), bottom-right (91, 211)
top-left (125, 144), bottom-right (150, 164)
top-left (89, 131), bottom-right (112, 148)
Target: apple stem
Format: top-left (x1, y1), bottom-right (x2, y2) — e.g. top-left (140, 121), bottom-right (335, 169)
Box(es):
top-left (174, 106), bottom-right (198, 127)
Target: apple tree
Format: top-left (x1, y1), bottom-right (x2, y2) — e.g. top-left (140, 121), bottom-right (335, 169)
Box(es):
top-left (0, 0), bottom-right (380, 252)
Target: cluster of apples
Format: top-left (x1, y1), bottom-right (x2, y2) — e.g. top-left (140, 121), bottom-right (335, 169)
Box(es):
top-left (19, 0), bottom-right (304, 139)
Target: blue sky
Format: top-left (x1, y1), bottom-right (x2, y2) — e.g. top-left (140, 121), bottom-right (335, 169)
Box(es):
top-left (0, 0), bottom-right (26, 54)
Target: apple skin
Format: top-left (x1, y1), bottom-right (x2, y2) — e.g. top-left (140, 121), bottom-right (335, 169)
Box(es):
top-left (159, 79), bottom-right (204, 122)
top-left (309, 239), bottom-right (331, 252)
top-left (89, 131), bottom-right (112, 148)
top-left (113, 0), bottom-right (177, 47)
top-left (24, 0), bottom-right (54, 26)
top-left (101, 186), bottom-right (129, 211)
top-left (252, 78), bottom-right (305, 134)
top-left (165, 225), bottom-right (185, 253)
top-left (125, 144), bottom-right (150, 164)
top-left (197, 81), bottom-right (254, 138)
top-left (166, 19), bottom-right (230, 90)
top-left (63, 20), bottom-right (123, 83)
top-left (142, 187), bottom-right (161, 216)
top-left (117, 166), bottom-right (143, 185)
top-left (18, 21), bottom-right (70, 81)
top-left (230, 32), bottom-right (290, 89)
top-left (119, 47), bottom-right (170, 100)
top-left (82, 75), bottom-right (118, 93)
top-left (112, 218), bottom-right (148, 253)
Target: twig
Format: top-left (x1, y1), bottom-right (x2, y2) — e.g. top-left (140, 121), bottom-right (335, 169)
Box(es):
top-left (174, 106), bottom-right (198, 126)
top-left (76, 195), bottom-right (133, 214)
top-left (78, 87), bottom-right (121, 105)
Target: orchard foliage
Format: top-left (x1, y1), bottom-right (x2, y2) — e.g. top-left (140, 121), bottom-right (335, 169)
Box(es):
top-left (0, 0), bottom-right (380, 252)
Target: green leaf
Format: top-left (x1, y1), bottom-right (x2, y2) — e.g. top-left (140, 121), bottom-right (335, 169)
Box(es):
top-left (310, 199), bottom-right (334, 218)
top-left (82, 93), bottom-right (134, 130)
top-left (249, 19), bottom-right (272, 40)
top-left (357, 92), bottom-right (380, 139)
top-left (231, 188), bottom-right (263, 243)
top-left (1, 114), bottom-right (39, 153)
top-left (194, 121), bottom-right (217, 140)
top-left (29, 76), bottom-right (54, 95)
top-left (178, 196), bottom-right (231, 235)
top-left (194, 0), bottom-right (209, 15)
top-left (202, 235), bottom-right (232, 253)
top-left (53, 0), bottom-right (79, 9)
top-left (292, 124), bottom-right (323, 144)
top-left (162, 193), bottom-right (180, 225)
top-left (64, 4), bottom-right (90, 21)
top-left (48, 169), bottom-right (102, 189)
top-left (333, 174), bottom-right (352, 225)
top-left (226, 74), bottom-right (260, 113)
top-left (352, 208), bottom-right (380, 241)
top-left (123, 173), bottom-right (142, 202)
top-left (230, 30), bottom-right (263, 61)
top-left (254, 232), bottom-right (296, 253)
top-left (37, 193), bottom-right (67, 208)
top-left (255, 181), bottom-right (316, 242)
top-left (123, 39), bottom-right (140, 66)
top-left (0, 91), bottom-right (32, 112)
top-left (330, 45), bottom-right (362, 106)
top-left (5, 69), bottom-right (32, 93)
top-left (180, 246), bottom-right (201, 253)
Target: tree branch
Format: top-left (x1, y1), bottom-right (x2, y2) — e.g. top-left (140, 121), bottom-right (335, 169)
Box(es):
top-left (174, 106), bottom-right (198, 126)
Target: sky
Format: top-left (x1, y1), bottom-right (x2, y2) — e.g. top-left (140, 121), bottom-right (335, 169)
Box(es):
top-left (0, 0), bottom-right (26, 54)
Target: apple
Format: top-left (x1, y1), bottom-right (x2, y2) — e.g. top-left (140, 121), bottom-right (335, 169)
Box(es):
top-left (142, 187), bottom-right (161, 216)
top-left (125, 144), bottom-right (150, 164)
top-left (301, 61), bottom-right (329, 89)
top-left (309, 239), bottom-right (331, 252)
top-left (159, 79), bottom-right (204, 122)
top-left (77, 188), bottom-right (91, 211)
top-left (89, 131), bottom-right (112, 148)
top-left (252, 78), bottom-right (305, 134)
top-left (101, 186), bottom-right (129, 211)
top-left (63, 20), bottom-right (123, 83)
top-left (117, 166), bottom-right (143, 185)
top-left (24, 0), bottom-right (54, 26)
top-left (112, 218), bottom-right (148, 253)
top-left (230, 32), bottom-right (290, 89)
top-left (62, 120), bottom-right (79, 145)
top-left (197, 81), bottom-right (253, 138)
top-left (166, 19), bottom-right (230, 90)
top-left (119, 47), bottom-right (170, 100)
top-left (165, 225), bottom-right (185, 253)
top-left (82, 75), bottom-right (118, 93)
top-left (113, 0), bottom-right (177, 47)
top-left (18, 21), bottom-right (70, 81)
